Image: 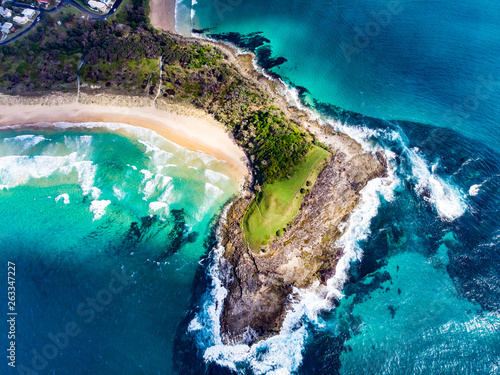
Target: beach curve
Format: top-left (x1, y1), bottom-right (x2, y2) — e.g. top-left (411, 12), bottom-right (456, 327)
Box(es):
top-left (0, 95), bottom-right (249, 188)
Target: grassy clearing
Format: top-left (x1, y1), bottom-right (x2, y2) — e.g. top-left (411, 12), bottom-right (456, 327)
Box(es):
top-left (243, 146), bottom-right (330, 251)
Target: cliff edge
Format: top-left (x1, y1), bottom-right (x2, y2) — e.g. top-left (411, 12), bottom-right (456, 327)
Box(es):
top-left (220, 128), bottom-right (387, 344)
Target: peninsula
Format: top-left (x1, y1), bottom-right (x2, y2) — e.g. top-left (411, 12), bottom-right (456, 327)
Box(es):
top-left (0, 0), bottom-right (386, 344)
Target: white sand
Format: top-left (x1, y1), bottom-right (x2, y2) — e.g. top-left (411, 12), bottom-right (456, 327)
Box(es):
top-left (149, 0), bottom-right (177, 33)
top-left (0, 102), bottom-right (249, 187)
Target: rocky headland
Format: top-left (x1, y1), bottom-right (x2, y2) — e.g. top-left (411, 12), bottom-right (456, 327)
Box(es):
top-left (0, 1), bottom-right (389, 346)
top-left (220, 123), bottom-right (387, 343)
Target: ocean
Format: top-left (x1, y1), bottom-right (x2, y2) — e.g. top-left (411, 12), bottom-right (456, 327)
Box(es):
top-left (0, 123), bottom-right (238, 374)
top-left (176, 0), bottom-right (500, 374)
top-left (1, 0), bottom-right (499, 374)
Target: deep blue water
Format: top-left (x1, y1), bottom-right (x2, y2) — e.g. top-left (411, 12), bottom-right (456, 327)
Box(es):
top-left (0, 124), bottom-right (239, 374)
top-left (187, 0), bottom-right (500, 151)
top-left (175, 0), bottom-right (500, 373)
top-left (1, 0), bottom-right (499, 373)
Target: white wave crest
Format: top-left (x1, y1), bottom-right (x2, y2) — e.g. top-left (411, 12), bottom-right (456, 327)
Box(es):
top-left (1, 122), bottom-right (238, 233)
top-left (55, 193), bottom-right (70, 204)
top-left (89, 200), bottom-right (111, 221)
top-left (193, 151), bottom-right (398, 374)
top-left (0, 153), bottom-right (97, 196)
top-left (90, 186), bottom-right (102, 200)
top-left (407, 148), bottom-right (467, 221)
top-left (2, 134), bottom-right (46, 153)
top-left (469, 184), bottom-right (481, 196)
top-left (113, 186), bottom-right (126, 200)
top-left (140, 173), bottom-right (173, 201)
top-left (326, 164), bottom-right (397, 300)
top-left (330, 120), bottom-right (468, 222)
top-left (190, 2), bottom-right (196, 22)
top-left (148, 201), bottom-right (170, 219)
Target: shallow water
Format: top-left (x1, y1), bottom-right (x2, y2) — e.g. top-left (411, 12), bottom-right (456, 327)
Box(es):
top-left (0, 123), bottom-right (238, 374)
top-left (173, 0), bottom-right (500, 373)
top-left (2, 0), bottom-right (500, 372)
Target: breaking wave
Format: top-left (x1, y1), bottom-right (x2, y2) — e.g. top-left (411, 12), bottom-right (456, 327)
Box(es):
top-left (0, 122), bottom-right (238, 226)
top-left (189, 145), bottom-right (397, 374)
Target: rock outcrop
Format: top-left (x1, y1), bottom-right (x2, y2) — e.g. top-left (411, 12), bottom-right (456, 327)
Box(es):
top-left (220, 129), bottom-right (387, 344)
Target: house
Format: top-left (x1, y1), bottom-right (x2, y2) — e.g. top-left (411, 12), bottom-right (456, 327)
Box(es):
top-left (22, 8), bottom-right (36, 18)
top-left (13, 15), bottom-right (29, 25)
top-left (88, 0), bottom-right (107, 12)
top-left (101, 0), bottom-right (112, 5)
top-left (1, 22), bottom-right (13, 34)
top-left (37, 0), bottom-right (50, 5)
top-left (0, 7), bottom-right (12, 18)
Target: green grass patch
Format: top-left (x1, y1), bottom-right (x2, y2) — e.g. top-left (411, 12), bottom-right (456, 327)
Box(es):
top-left (243, 146), bottom-right (329, 251)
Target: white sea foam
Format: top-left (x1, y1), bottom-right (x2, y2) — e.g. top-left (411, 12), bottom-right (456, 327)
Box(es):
top-left (188, 203), bottom-right (232, 342)
top-left (326, 164), bottom-right (397, 300)
top-left (469, 184), bottom-right (481, 196)
top-left (140, 173), bottom-right (173, 201)
top-left (330, 120), bottom-right (468, 222)
top-left (407, 148), bottom-right (467, 221)
top-left (329, 119), bottom-right (384, 152)
top-left (74, 161), bottom-right (97, 196)
top-left (190, 0), bottom-right (196, 22)
top-left (89, 199), bottom-right (111, 221)
top-left (0, 154), bottom-right (68, 186)
top-left (90, 186), bottom-right (102, 200)
top-left (112, 187), bottom-right (125, 200)
top-left (3, 134), bottom-right (46, 153)
top-left (192, 150), bottom-right (398, 374)
top-left (140, 169), bottom-right (153, 180)
top-left (0, 153), bottom-right (97, 196)
top-left (55, 193), bottom-right (70, 204)
top-left (148, 201), bottom-right (169, 211)
top-left (1, 122), bottom-right (237, 234)
top-left (148, 201), bottom-right (170, 219)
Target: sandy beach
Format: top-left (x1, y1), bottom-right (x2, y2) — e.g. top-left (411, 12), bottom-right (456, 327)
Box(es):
top-left (0, 97), bottom-right (249, 187)
top-left (149, 0), bottom-right (177, 33)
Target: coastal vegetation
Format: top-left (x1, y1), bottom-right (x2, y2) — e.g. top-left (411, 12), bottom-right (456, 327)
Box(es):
top-left (243, 146), bottom-right (329, 250)
top-left (0, 0), bottom-right (329, 249)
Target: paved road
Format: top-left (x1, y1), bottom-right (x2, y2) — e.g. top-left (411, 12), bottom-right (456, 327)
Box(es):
top-left (0, 0), bottom-right (123, 45)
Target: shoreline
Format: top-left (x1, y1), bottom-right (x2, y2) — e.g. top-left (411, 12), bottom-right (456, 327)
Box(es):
top-left (149, 0), bottom-right (177, 33)
top-left (0, 94), bottom-right (249, 188)
top-left (1, 8), bottom-right (388, 346)
top-left (170, 33), bottom-right (368, 158)
top-left (162, 26), bottom-right (392, 344)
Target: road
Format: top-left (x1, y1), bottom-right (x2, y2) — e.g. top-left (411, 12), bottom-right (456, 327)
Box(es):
top-left (0, 0), bottom-right (123, 45)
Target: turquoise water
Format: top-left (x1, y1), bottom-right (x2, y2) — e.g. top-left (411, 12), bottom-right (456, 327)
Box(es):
top-left (2, 0), bottom-right (500, 373)
top-left (173, 0), bottom-right (500, 373)
top-left (186, 0), bottom-right (500, 151)
top-left (0, 123), bottom-right (238, 374)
